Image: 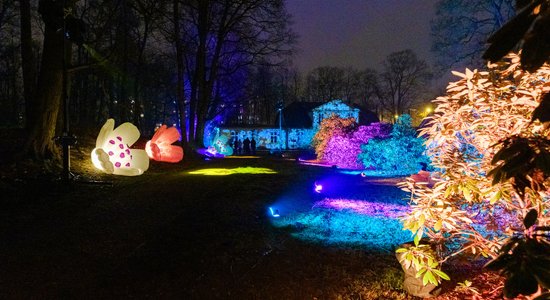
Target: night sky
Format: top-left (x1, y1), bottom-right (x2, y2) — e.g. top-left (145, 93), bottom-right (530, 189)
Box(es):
top-left (287, 0), bottom-right (437, 73)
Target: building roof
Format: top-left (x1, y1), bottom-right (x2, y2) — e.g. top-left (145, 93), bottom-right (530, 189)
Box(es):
top-left (351, 103), bottom-right (379, 125)
top-left (279, 101), bottom-right (324, 128)
top-left (224, 100), bottom-right (380, 129)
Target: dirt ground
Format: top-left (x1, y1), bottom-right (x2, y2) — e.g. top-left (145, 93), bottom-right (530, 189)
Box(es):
top-left (0, 136), bottom-right (510, 299)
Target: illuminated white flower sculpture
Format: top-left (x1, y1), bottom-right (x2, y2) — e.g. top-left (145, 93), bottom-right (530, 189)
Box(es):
top-left (145, 125), bottom-right (183, 163)
top-left (91, 119), bottom-right (149, 176)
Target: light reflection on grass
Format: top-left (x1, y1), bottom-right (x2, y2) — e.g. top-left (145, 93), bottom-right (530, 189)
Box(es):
top-left (270, 198), bottom-right (411, 251)
top-left (188, 166), bottom-right (277, 176)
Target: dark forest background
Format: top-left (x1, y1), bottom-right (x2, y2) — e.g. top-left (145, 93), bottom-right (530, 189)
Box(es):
top-left (0, 0), bottom-right (514, 161)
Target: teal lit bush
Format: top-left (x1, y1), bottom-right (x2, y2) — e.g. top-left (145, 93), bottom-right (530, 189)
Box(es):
top-left (358, 115), bottom-right (429, 175)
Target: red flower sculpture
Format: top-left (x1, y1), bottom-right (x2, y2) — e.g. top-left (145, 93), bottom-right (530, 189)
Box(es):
top-left (145, 125), bottom-right (184, 163)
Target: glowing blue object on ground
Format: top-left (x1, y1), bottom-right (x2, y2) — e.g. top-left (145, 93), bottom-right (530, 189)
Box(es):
top-left (269, 207), bottom-right (280, 217)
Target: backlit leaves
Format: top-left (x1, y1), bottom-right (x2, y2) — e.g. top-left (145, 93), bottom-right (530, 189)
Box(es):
top-left (484, 210), bottom-right (550, 298)
top-left (401, 54), bottom-right (550, 291)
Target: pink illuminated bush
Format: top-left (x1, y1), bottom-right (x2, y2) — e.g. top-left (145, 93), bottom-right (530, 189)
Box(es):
top-left (323, 123), bottom-right (391, 169)
top-left (312, 115), bottom-right (357, 161)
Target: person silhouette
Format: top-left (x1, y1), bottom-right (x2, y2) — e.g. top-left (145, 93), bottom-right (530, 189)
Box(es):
top-left (251, 137), bottom-right (256, 155)
top-left (243, 137), bottom-right (251, 155)
top-left (234, 138), bottom-right (241, 155)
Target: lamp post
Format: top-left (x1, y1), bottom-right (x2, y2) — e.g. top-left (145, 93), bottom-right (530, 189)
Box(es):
top-left (59, 0), bottom-right (74, 181)
top-left (56, 1), bottom-right (84, 182)
top-left (276, 100), bottom-right (283, 153)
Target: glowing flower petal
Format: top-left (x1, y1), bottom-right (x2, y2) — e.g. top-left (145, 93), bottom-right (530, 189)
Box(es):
top-left (110, 122), bottom-right (140, 147)
top-left (95, 119), bottom-right (115, 148)
top-left (113, 149), bottom-right (149, 176)
top-left (145, 125), bottom-right (183, 163)
top-left (91, 119), bottom-right (149, 176)
top-left (213, 135), bottom-right (233, 156)
top-left (91, 148), bottom-right (114, 174)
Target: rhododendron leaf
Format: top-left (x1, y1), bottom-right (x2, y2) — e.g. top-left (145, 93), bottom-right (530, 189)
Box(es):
top-left (531, 93), bottom-right (550, 123)
top-left (433, 220), bottom-right (442, 232)
top-left (432, 269), bottom-right (450, 281)
top-left (521, 12), bottom-right (550, 72)
top-left (490, 190), bottom-right (502, 204)
top-left (535, 270), bottom-right (550, 289)
top-left (533, 292), bottom-right (550, 300)
top-left (463, 188), bottom-right (472, 202)
top-left (413, 230), bottom-right (422, 246)
top-left (423, 270), bottom-right (436, 286)
top-left (483, 5), bottom-right (537, 63)
top-left (523, 209), bottom-right (538, 229)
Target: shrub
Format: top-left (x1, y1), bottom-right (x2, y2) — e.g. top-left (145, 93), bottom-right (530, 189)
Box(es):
top-left (311, 115), bottom-right (357, 161)
top-left (323, 123), bottom-right (392, 169)
top-left (399, 55), bottom-right (550, 293)
top-left (358, 114), bottom-right (429, 175)
top-left (313, 116), bottom-right (391, 169)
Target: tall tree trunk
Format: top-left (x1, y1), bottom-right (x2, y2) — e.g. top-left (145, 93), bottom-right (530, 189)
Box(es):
top-left (133, 11), bottom-right (151, 129)
top-left (190, 0), bottom-right (209, 147)
top-left (26, 8), bottom-right (71, 159)
top-left (19, 0), bottom-right (37, 130)
top-left (173, 0), bottom-right (188, 148)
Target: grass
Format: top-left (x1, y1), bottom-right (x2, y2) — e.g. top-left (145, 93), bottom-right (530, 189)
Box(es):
top-left (0, 141), bottom-right (507, 299)
top-left (271, 200), bottom-right (411, 251)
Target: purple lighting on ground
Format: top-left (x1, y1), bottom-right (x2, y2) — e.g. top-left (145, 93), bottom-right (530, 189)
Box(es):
top-left (313, 199), bottom-right (410, 217)
top-left (197, 147), bottom-right (225, 158)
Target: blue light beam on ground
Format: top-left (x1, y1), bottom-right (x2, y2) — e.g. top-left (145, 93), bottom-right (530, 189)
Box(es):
top-left (270, 198), bottom-right (412, 251)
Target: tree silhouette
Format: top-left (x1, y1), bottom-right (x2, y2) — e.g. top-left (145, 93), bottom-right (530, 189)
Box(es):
top-left (431, 0), bottom-right (515, 72)
top-left (377, 49), bottom-right (432, 120)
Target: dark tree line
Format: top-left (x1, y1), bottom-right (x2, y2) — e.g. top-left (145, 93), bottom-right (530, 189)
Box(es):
top-left (291, 49), bottom-right (432, 122)
top-left (5, 0), bottom-right (507, 163)
top-left (0, 0), bottom-right (296, 161)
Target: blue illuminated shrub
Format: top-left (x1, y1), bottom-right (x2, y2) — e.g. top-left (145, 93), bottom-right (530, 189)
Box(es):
top-left (358, 115), bottom-right (429, 174)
